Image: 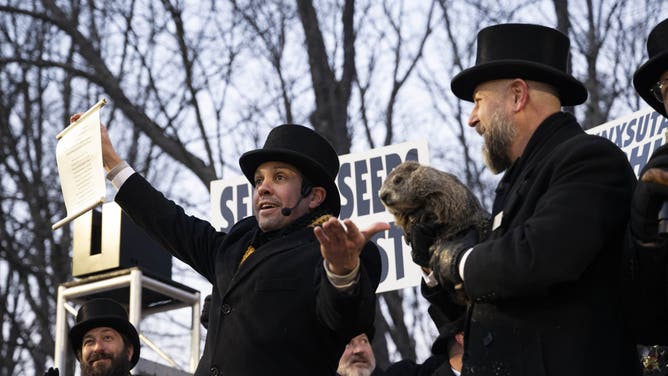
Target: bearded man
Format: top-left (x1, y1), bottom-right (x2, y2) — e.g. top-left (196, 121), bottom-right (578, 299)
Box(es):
top-left (45, 298), bottom-right (139, 376)
top-left (337, 333), bottom-right (378, 376)
top-left (409, 23), bottom-right (641, 375)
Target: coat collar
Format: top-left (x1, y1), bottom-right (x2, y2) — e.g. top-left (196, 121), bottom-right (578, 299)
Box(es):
top-left (492, 111), bottom-right (583, 223)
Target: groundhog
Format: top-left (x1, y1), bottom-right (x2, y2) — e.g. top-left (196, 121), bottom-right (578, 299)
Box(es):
top-left (379, 160), bottom-right (490, 247)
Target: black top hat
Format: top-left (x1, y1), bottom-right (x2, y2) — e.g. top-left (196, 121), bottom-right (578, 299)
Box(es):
top-left (427, 303), bottom-right (465, 355)
top-left (451, 23), bottom-right (587, 106)
top-left (69, 298), bottom-right (140, 367)
top-left (239, 124), bottom-right (341, 216)
top-left (634, 18), bottom-right (668, 117)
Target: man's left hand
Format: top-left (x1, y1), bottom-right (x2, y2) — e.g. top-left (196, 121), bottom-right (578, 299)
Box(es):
top-left (429, 227), bottom-right (479, 286)
top-left (314, 218), bottom-right (389, 275)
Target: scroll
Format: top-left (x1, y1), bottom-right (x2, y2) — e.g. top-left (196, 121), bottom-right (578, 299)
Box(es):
top-left (52, 99), bottom-right (107, 230)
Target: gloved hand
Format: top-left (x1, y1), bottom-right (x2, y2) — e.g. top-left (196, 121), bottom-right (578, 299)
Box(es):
top-left (44, 367), bottom-right (59, 376)
top-left (631, 144), bottom-right (668, 243)
top-left (429, 227), bottom-right (479, 286)
top-left (408, 223), bottom-right (443, 267)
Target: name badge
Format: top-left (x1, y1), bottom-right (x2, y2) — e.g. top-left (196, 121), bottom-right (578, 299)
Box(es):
top-left (492, 211), bottom-right (503, 231)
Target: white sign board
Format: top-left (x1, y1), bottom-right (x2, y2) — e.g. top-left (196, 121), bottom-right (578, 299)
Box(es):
top-left (211, 141), bottom-right (430, 293)
top-left (587, 108), bottom-right (668, 175)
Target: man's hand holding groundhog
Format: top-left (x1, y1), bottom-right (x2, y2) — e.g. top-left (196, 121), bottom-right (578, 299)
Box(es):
top-left (408, 222), bottom-right (442, 267)
top-left (411, 224), bottom-right (479, 287)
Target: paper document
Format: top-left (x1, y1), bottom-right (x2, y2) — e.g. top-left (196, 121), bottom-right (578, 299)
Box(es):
top-left (52, 99), bottom-right (107, 230)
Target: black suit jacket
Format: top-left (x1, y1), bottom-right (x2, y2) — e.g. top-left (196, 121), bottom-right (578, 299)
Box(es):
top-left (460, 112), bottom-right (640, 376)
top-left (115, 173), bottom-right (381, 375)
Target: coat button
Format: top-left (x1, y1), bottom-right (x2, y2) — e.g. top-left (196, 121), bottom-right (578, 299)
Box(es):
top-left (483, 332), bottom-right (494, 347)
top-left (221, 303), bottom-right (231, 315)
top-left (209, 366), bottom-right (220, 375)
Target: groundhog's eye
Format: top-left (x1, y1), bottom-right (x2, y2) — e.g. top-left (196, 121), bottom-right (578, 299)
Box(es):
top-left (393, 176), bottom-right (403, 185)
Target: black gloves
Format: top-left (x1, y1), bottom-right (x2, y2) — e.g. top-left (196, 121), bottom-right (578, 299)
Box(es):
top-left (409, 223), bottom-right (479, 287)
top-left (408, 223), bottom-right (442, 267)
top-left (44, 368), bottom-right (59, 376)
top-left (631, 144), bottom-right (668, 243)
top-left (429, 227), bottom-right (479, 287)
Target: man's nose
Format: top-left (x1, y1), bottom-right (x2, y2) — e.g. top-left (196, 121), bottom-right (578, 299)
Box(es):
top-left (93, 340), bottom-right (106, 352)
top-left (468, 110), bottom-right (479, 128)
top-left (256, 180), bottom-right (271, 195)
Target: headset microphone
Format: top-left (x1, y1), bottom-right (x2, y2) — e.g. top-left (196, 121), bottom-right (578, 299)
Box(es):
top-left (281, 198), bottom-right (303, 216)
top-left (281, 184), bottom-right (313, 217)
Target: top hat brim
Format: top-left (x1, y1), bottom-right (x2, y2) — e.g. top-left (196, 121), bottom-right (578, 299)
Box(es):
top-left (634, 51), bottom-right (668, 117)
top-left (239, 149), bottom-right (341, 216)
top-left (451, 60), bottom-right (588, 106)
top-left (69, 317), bottom-right (141, 368)
top-left (431, 317), bottom-right (465, 355)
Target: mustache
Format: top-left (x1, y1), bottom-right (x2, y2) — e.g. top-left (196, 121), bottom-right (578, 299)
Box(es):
top-left (87, 352), bottom-right (114, 363)
top-left (350, 354), bottom-right (369, 364)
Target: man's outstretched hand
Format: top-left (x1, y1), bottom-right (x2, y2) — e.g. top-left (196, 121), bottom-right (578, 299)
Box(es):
top-left (314, 218), bottom-right (389, 275)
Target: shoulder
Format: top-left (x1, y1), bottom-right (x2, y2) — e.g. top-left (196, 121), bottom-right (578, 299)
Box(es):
top-left (555, 131), bottom-right (632, 170)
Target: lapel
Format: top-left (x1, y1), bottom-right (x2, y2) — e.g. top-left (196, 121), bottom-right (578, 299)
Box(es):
top-left (492, 112), bottom-right (582, 234)
top-left (224, 227), bottom-right (314, 293)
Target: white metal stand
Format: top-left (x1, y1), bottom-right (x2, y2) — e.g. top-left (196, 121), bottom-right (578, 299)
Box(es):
top-left (54, 267), bottom-right (201, 374)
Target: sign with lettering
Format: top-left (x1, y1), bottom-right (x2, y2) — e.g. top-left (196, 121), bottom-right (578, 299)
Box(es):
top-left (587, 108), bottom-right (668, 175)
top-left (210, 141), bottom-right (429, 293)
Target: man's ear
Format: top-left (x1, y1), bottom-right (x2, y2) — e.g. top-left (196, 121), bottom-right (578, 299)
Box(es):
top-left (509, 79), bottom-right (529, 112)
top-left (309, 187), bottom-right (326, 208)
top-left (455, 332), bottom-right (464, 346)
top-left (126, 344), bottom-right (134, 361)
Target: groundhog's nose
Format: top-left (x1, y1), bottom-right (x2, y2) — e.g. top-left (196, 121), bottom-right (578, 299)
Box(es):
top-left (379, 191), bottom-right (389, 204)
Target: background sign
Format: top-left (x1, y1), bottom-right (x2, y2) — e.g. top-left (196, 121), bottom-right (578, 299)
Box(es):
top-left (587, 108), bottom-right (668, 175)
top-left (210, 141), bottom-right (429, 293)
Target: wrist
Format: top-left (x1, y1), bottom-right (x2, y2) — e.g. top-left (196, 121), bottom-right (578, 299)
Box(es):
top-left (327, 259), bottom-right (359, 276)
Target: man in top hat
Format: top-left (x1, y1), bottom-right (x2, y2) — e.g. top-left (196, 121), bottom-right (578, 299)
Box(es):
top-left (383, 281), bottom-right (467, 376)
top-left (72, 114), bottom-right (388, 375)
top-left (409, 23), bottom-right (640, 375)
top-left (626, 17), bottom-right (668, 345)
top-left (45, 298), bottom-right (140, 376)
top-left (337, 332), bottom-right (380, 376)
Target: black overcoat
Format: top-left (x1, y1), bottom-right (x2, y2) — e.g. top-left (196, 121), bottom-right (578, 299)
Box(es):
top-left (461, 112), bottom-right (640, 376)
top-left (115, 173), bottom-right (381, 376)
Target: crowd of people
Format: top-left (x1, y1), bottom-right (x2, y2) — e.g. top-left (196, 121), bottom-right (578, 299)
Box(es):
top-left (50, 16), bottom-right (668, 376)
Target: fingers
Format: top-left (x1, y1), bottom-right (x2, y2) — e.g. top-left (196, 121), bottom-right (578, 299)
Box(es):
top-left (70, 113), bottom-right (83, 123)
top-left (360, 221), bottom-right (391, 242)
top-left (313, 218), bottom-right (344, 245)
top-left (315, 218), bottom-right (390, 243)
top-left (642, 167), bottom-right (668, 186)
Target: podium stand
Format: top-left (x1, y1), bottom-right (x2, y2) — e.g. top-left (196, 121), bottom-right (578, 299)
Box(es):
top-left (54, 268), bottom-right (201, 374)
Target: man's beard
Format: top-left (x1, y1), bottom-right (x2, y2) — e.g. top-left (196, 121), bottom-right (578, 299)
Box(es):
top-left (80, 348), bottom-right (132, 376)
top-left (338, 366), bottom-right (372, 376)
top-left (482, 109), bottom-right (516, 174)
top-left (338, 356), bottom-right (374, 376)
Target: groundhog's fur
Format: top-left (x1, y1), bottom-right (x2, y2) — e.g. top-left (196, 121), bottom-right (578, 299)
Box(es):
top-left (379, 161), bottom-right (490, 243)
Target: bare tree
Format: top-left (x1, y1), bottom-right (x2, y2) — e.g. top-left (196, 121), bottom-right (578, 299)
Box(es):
top-left (0, 1), bottom-right (666, 374)
top-left (555, 0), bottom-right (667, 128)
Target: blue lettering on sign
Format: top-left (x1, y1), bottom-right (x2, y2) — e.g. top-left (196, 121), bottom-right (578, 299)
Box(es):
top-left (659, 114), bottom-right (668, 137)
top-left (354, 160), bottom-right (370, 216)
top-left (237, 184), bottom-right (250, 221)
top-left (371, 221), bottom-right (409, 284)
top-left (634, 113), bottom-right (649, 143)
top-left (219, 186), bottom-right (235, 232)
top-left (623, 118), bottom-right (635, 148)
top-left (338, 163), bottom-right (355, 218)
top-left (218, 183), bottom-right (252, 232)
top-left (630, 138), bottom-right (665, 174)
top-left (338, 148), bottom-right (421, 218)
